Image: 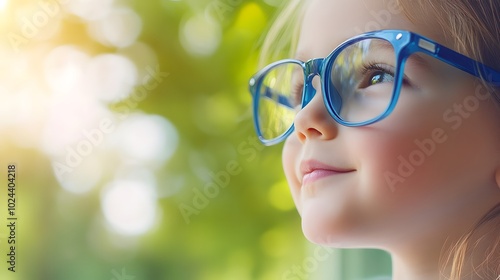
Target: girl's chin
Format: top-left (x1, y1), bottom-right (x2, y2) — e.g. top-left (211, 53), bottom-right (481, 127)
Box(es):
top-left (299, 204), bottom-right (367, 247)
top-left (300, 213), bottom-right (348, 246)
top-left (301, 222), bottom-right (372, 248)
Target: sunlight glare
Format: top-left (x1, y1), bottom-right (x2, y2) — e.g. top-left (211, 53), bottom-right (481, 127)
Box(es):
top-left (0, 0), bottom-right (7, 11)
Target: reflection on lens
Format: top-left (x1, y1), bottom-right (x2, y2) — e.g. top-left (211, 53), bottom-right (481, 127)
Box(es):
top-left (328, 38), bottom-right (396, 123)
top-left (257, 62), bottom-right (302, 140)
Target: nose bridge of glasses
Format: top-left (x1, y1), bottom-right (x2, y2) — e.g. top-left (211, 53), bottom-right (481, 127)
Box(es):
top-left (302, 58), bottom-right (324, 105)
top-left (304, 58), bottom-right (323, 77)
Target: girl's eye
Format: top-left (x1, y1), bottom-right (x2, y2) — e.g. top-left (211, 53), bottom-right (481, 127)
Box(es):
top-left (369, 71), bottom-right (394, 85)
top-left (359, 63), bottom-right (396, 88)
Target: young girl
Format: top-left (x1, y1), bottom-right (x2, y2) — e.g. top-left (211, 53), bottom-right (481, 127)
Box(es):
top-left (249, 0), bottom-right (500, 279)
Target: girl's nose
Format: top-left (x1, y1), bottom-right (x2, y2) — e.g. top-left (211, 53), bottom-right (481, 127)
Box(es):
top-left (293, 77), bottom-right (339, 143)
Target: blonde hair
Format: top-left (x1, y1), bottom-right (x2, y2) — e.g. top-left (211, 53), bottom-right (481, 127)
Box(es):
top-left (398, 0), bottom-right (500, 69)
top-left (257, 0), bottom-right (500, 279)
top-left (440, 203), bottom-right (500, 279)
top-left (257, 0), bottom-right (305, 68)
top-left (397, 0), bottom-right (500, 100)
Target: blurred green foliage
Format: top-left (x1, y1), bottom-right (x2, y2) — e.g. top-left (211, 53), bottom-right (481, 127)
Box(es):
top-left (0, 1), bottom-right (393, 279)
top-left (0, 1), bottom-right (308, 280)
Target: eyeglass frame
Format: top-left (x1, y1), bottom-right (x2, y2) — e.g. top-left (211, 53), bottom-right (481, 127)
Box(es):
top-left (248, 29), bottom-right (500, 146)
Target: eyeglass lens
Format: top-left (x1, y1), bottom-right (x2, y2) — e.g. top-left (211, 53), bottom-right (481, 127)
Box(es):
top-left (256, 38), bottom-right (396, 141)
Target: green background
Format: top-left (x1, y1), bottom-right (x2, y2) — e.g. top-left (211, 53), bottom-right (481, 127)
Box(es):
top-left (0, 0), bottom-right (391, 279)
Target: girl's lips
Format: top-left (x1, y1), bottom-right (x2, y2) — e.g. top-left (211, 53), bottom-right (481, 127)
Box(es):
top-left (302, 169), bottom-right (348, 185)
top-left (300, 160), bottom-right (355, 185)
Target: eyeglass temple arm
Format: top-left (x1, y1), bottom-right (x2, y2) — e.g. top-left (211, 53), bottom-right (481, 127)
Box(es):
top-left (261, 87), bottom-right (294, 109)
top-left (249, 77), bottom-right (295, 109)
top-left (422, 38), bottom-right (500, 86)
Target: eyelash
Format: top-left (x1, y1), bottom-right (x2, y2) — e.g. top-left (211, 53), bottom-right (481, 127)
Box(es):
top-left (362, 62), bottom-right (393, 75)
top-left (288, 63), bottom-right (412, 108)
top-left (361, 62), bottom-right (411, 86)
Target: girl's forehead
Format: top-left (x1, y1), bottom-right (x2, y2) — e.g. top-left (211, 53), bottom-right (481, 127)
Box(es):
top-left (296, 0), bottom-right (445, 59)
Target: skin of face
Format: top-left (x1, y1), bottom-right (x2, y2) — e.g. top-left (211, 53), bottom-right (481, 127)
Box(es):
top-left (282, 0), bottom-right (500, 277)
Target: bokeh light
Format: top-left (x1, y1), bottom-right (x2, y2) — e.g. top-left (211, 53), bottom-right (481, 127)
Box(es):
top-left (43, 45), bottom-right (91, 95)
top-left (54, 153), bottom-right (104, 194)
top-left (101, 176), bottom-right (158, 236)
top-left (64, 0), bottom-right (114, 21)
top-left (85, 54), bottom-right (138, 103)
top-left (268, 180), bottom-right (295, 211)
top-left (180, 13), bottom-right (222, 56)
top-left (112, 113), bottom-right (179, 165)
top-left (87, 6), bottom-right (142, 48)
top-left (40, 94), bottom-right (112, 156)
top-left (117, 42), bottom-right (159, 85)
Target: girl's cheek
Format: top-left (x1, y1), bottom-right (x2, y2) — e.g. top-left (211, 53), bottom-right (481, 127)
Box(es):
top-left (351, 97), bottom-right (451, 200)
top-left (353, 128), bottom-right (430, 202)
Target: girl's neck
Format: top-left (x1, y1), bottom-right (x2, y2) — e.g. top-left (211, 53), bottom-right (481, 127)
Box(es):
top-left (390, 213), bottom-right (499, 280)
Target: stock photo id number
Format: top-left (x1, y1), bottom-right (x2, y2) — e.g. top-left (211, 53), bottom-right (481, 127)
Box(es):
top-left (4, 164), bottom-right (18, 273)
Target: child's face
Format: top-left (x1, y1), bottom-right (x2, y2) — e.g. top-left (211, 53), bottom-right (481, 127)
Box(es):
top-left (283, 0), bottom-right (500, 247)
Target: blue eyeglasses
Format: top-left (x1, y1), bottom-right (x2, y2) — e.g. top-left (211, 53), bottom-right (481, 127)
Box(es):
top-left (248, 30), bottom-right (500, 145)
